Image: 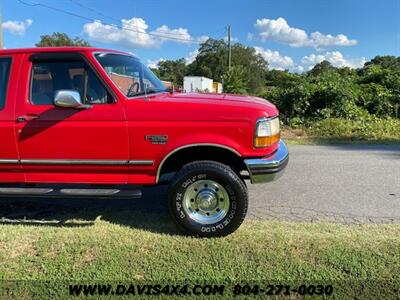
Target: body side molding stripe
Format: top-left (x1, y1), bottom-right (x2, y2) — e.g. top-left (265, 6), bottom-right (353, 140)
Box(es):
top-left (0, 159), bottom-right (154, 166)
top-left (21, 159), bottom-right (129, 165)
top-left (128, 160), bottom-right (154, 166)
top-left (0, 159), bottom-right (19, 164)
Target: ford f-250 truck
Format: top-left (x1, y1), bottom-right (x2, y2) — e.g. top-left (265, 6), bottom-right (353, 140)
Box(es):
top-left (0, 47), bottom-right (288, 237)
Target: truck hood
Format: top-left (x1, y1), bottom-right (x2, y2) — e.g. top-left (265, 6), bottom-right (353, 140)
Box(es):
top-left (155, 92), bottom-right (278, 117)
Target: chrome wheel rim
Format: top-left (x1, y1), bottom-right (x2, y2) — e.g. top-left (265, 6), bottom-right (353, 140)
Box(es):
top-left (183, 180), bottom-right (230, 225)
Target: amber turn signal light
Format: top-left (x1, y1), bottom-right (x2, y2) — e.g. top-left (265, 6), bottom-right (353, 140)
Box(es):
top-left (254, 133), bottom-right (280, 147)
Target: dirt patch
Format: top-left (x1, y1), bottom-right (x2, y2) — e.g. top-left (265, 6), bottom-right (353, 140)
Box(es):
top-left (281, 127), bottom-right (308, 139)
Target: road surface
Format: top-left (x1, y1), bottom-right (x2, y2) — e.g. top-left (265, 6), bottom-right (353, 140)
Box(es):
top-left (248, 144), bottom-right (400, 224)
top-left (0, 144), bottom-right (399, 225)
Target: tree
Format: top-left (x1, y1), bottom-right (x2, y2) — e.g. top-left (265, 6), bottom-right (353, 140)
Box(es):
top-left (157, 59), bottom-right (188, 86)
top-left (36, 32), bottom-right (91, 47)
top-left (230, 43), bottom-right (267, 92)
top-left (150, 68), bottom-right (161, 78)
top-left (222, 66), bottom-right (248, 94)
top-left (364, 56), bottom-right (400, 70)
top-left (264, 69), bottom-right (303, 88)
top-left (188, 39), bottom-right (228, 81)
top-left (308, 60), bottom-right (335, 76)
top-left (188, 38), bottom-right (268, 93)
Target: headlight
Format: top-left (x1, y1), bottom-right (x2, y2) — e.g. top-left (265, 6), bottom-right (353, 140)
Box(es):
top-left (254, 117), bottom-right (280, 147)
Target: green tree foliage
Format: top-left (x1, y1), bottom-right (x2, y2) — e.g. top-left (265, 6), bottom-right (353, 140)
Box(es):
top-left (146, 38), bottom-right (267, 92)
top-left (231, 43), bottom-right (267, 92)
top-left (152, 45), bottom-right (399, 121)
top-left (188, 39), bottom-right (267, 93)
top-left (307, 60), bottom-right (335, 76)
top-left (262, 55), bottom-right (400, 122)
top-left (157, 59), bottom-right (187, 86)
top-left (222, 66), bottom-right (249, 94)
top-left (150, 67), bottom-right (161, 78)
top-left (188, 39), bottom-right (228, 81)
top-left (364, 56), bottom-right (400, 70)
top-left (36, 32), bottom-right (91, 47)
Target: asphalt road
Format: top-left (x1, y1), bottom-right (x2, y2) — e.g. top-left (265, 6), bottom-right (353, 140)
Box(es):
top-left (248, 144), bottom-right (400, 224)
top-left (0, 144), bottom-right (399, 225)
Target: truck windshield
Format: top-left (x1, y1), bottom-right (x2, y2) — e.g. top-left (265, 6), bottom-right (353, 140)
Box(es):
top-left (95, 53), bottom-right (167, 98)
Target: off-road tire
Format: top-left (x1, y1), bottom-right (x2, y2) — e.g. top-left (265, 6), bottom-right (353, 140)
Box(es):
top-left (168, 160), bottom-right (248, 237)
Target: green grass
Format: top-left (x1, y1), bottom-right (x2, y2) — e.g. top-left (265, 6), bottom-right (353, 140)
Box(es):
top-left (285, 137), bottom-right (400, 145)
top-left (0, 211), bottom-right (399, 299)
top-left (283, 117), bottom-right (400, 145)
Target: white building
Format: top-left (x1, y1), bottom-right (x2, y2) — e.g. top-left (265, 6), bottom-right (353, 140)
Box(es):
top-left (184, 76), bottom-right (213, 93)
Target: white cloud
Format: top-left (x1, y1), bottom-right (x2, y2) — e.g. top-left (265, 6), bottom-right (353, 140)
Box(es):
top-left (152, 25), bottom-right (192, 43)
top-left (255, 17), bottom-right (309, 47)
top-left (147, 48), bottom-right (199, 70)
top-left (310, 32), bottom-right (357, 48)
top-left (198, 35), bottom-right (209, 43)
top-left (2, 19), bottom-right (33, 36)
top-left (254, 46), bottom-right (294, 70)
top-left (301, 51), bottom-right (366, 69)
top-left (254, 47), bottom-right (365, 73)
top-left (185, 49), bottom-right (199, 65)
top-left (290, 65), bottom-right (305, 73)
top-left (254, 17), bottom-right (357, 49)
top-left (83, 18), bottom-right (198, 48)
top-left (83, 18), bottom-right (157, 48)
top-left (147, 58), bottom-right (165, 69)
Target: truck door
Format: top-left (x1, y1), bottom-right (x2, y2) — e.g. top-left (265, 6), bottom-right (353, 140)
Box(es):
top-left (0, 54), bottom-right (24, 182)
top-left (15, 52), bottom-right (129, 184)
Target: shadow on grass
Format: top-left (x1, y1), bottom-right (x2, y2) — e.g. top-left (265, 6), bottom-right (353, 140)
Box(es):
top-left (0, 184), bottom-right (181, 235)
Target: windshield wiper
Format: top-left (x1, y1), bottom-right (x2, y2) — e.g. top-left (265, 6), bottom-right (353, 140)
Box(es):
top-left (128, 88), bottom-right (167, 97)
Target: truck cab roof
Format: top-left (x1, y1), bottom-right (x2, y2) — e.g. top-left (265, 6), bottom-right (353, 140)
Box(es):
top-left (0, 47), bottom-right (132, 56)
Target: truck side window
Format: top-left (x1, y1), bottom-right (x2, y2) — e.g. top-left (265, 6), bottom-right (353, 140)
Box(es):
top-left (31, 61), bottom-right (113, 105)
top-left (0, 57), bottom-right (12, 111)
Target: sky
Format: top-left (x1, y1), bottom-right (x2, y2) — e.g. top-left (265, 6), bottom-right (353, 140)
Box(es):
top-left (2, 0), bottom-right (400, 72)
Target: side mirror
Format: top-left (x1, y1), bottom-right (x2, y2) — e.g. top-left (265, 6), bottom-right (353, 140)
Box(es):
top-left (54, 90), bottom-right (92, 109)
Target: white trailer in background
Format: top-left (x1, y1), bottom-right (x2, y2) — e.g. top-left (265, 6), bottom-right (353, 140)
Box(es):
top-left (184, 76), bottom-right (213, 93)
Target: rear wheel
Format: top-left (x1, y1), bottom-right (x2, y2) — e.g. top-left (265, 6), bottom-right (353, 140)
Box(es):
top-left (168, 161), bottom-right (248, 237)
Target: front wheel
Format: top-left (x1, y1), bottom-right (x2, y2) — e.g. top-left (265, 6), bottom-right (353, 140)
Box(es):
top-left (168, 161), bottom-right (248, 237)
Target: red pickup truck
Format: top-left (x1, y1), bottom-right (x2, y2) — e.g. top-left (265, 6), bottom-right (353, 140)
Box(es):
top-left (0, 47), bottom-right (288, 237)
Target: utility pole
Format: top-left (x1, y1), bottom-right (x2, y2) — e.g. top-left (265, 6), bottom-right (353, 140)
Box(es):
top-left (227, 25), bottom-right (232, 70)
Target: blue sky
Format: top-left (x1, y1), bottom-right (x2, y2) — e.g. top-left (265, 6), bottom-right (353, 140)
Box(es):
top-left (2, 0), bottom-right (400, 72)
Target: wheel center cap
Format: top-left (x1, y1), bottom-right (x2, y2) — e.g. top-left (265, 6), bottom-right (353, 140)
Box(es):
top-left (196, 190), bottom-right (217, 211)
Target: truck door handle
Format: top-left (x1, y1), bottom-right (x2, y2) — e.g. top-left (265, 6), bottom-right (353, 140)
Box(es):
top-left (17, 114), bottom-right (40, 122)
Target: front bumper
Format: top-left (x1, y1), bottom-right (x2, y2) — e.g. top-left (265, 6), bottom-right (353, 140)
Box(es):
top-left (244, 140), bottom-right (289, 184)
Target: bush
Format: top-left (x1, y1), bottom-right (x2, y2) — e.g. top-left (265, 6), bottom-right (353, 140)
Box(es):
top-left (308, 117), bottom-right (400, 140)
top-left (260, 56), bottom-right (400, 126)
top-left (222, 66), bottom-right (249, 94)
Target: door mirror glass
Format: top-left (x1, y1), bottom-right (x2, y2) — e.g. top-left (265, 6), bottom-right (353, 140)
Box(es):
top-left (54, 90), bottom-right (91, 109)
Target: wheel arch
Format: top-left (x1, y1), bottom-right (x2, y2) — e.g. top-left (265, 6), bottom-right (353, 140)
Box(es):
top-left (156, 143), bottom-right (246, 183)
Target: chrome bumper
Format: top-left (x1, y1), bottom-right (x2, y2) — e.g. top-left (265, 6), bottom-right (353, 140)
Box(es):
top-left (244, 140), bottom-right (289, 184)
